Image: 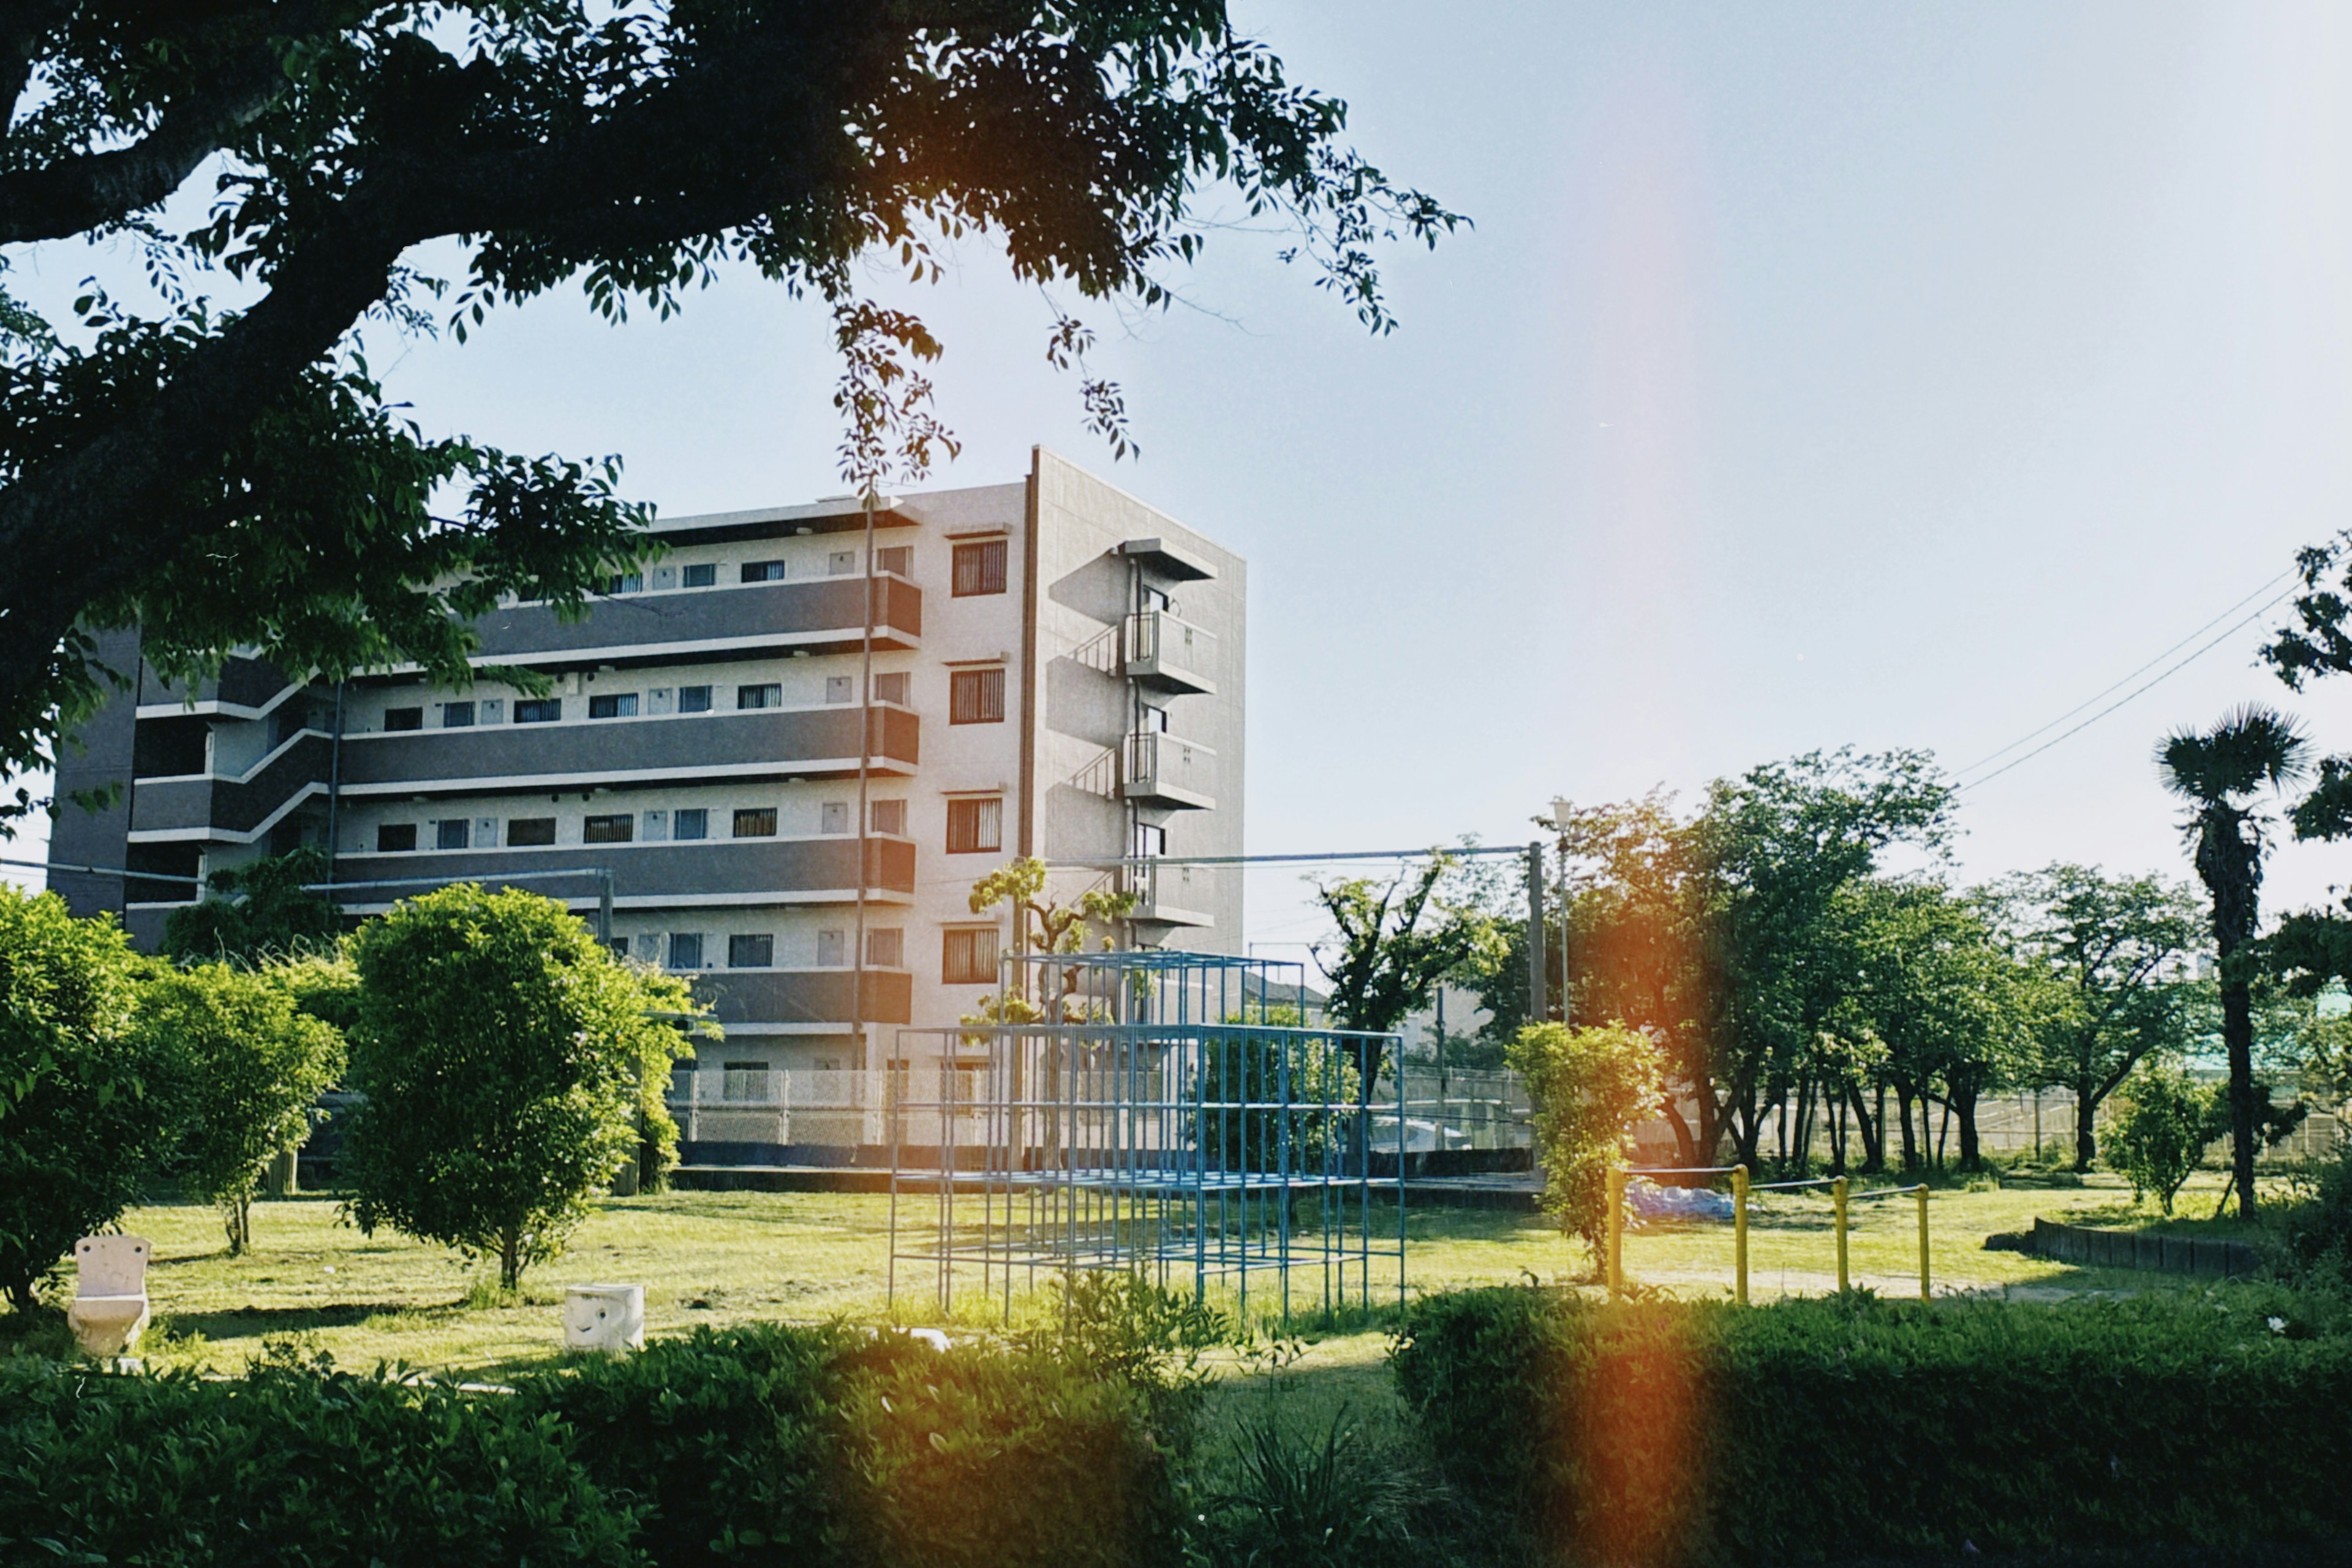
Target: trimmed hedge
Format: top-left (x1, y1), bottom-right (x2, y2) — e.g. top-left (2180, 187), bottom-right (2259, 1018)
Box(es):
top-left (1, 1325), bottom-right (1177, 1568)
top-left (1391, 1286), bottom-right (2352, 1566)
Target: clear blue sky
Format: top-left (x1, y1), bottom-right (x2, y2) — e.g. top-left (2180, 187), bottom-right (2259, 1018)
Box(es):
top-left (17, 3), bottom-right (2352, 945)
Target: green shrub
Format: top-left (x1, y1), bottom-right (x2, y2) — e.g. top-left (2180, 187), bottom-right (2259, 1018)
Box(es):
top-left (518, 1319), bottom-right (1182, 1568)
top-left (1392, 1285), bottom-right (2352, 1564)
top-left (0, 1351), bottom-right (644, 1565)
top-left (0, 888), bottom-right (173, 1310)
top-left (2108, 1062), bottom-right (2219, 1214)
top-left (2, 1321), bottom-right (1182, 1568)
top-left (1507, 1022), bottom-right (1665, 1254)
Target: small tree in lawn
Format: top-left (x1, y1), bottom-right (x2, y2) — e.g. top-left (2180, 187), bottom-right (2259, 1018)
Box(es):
top-left (2107, 1063), bottom-right (2220, 1216)
top-left (0, 888), bottom-right (169, 1311)
top-left (341, 886), bottom-right (706, 1290)
top-left (1508, 1022), bottom-right (1666, 1258)
top-left (965, 857), bottom-right (1136, 1022)
top-left (134, 962), bottom-right (345, 1255)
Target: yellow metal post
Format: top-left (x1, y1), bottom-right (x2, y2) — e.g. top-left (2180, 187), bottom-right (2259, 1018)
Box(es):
top-left (1606, 1166), bottom-right (1626, 1298)
top-left (1732, 1164), bottom-right (1750, 1306)
top-left (1833, 1175), bottom-right (1849, 1292)
top-left (1915, 1183), bottom-right (1931, 1300)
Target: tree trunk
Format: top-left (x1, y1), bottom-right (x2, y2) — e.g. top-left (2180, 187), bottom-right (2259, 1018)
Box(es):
top-left (500, 1227), bottom-right (522, 1291)
top-left (2222, 970), bottom-right (2258, 1223)
top-left (1934, 1095), bottom-right (1952, 1169)
top-left (1895, 1082), bottom-right (1920, 1172)
top-left (224, 1195), bottom-right (251, 1257)
top-left (2074, 1076), bottom-right (2098, 1172)
top-left (1847, 1083), bottom-right (1883, 1173)
top-left (1661, 1096), bottom-right (1698, 1168)
top-left (1954, 1086), bottom-right (1981, 1170)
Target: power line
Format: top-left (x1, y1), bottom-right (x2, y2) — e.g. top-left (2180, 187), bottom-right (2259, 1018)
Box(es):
top-left (1954, 589), bottom-right (2298, 795)
top-left (1952, 568), bottom-right (2297, 780)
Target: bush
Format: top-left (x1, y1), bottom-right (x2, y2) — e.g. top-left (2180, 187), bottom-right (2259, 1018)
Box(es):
top-left (342, 885), bottom-right (707, 1285)
top-left (1506, 1022), bottom-right (1665, 1254)
top-left (0, 889), bottom-right (174, 1310)
top-left (2108, 1061), bottom-right (2219, 1214)
top-left (1392, 1285), bottom-right (2352, 1564)
top-left (0, 1350), bottom-right (644, 1565)
top-left (2, 1321), bottom-right (1182, 1567)
top-left (134, 961), bottom-right (345, 1253)
top-left (519, 1318), bottom-right (1182, 1568)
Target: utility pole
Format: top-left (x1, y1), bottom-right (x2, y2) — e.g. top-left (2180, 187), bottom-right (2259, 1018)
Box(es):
top-left (1525, 840), bottom-right (1545, 1027)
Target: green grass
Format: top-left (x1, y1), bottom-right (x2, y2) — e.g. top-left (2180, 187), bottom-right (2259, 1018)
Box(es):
top-left (4, 1169), bottom-right (2278, 1378)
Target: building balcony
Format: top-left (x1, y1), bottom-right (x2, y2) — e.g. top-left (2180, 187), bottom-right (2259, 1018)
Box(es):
top-left (325, 834), bottom-right (917, 907)
top-left (467, 575), bottom-right (921, 669)
top-left (1122, 732), bottom-right (1215, 810)
top-left (692, 968), bottom-right (913, 1029)
top-left (1123, 611), bottom-right (1216, 696)
top-left (126, 731), bottom-right (334, 843)
top-left (1128, 861), bottom-right (1213, 929)
top-left (336, 704), bottom-right (918, 798)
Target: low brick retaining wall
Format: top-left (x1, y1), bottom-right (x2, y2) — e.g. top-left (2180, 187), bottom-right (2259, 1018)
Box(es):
top-left (2031, 1216), bottom-right (2260, 1278)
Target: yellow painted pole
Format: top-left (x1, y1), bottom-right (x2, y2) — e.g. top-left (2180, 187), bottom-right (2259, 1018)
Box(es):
top-left (1915, 1183), bottom-right (1931, 1300)
top-left (1833, 1175), bottom-right (1850, 1293)
top-left (1606, 1166), bottom-right (1626, 1298)
top-left (1732, 1164), bottom-right (1750, 1306)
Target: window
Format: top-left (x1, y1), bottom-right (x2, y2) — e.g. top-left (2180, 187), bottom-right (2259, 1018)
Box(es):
top-left (873, 671), bottom-right (909, 705)
top-left (440, 701), bottom-right (475, 728)
top-left (588, 692), bottom-right (639, 719)
top-left (1140, 703), bottom-right (1169, 733)
top-left (384, 706), bottom-right (423, 732)
top-left (870, 798), bottom-right (907, 835)
top-left (820, 801), bottom-right (849, 835)
top-left (1142, 583), bottom-right (1172, 612)
top-left (952, 538), bottom-right (1008, 597)
top-left (377, 823), bottom-right (418, 853)
top-left (514, 697), bottom-right (562, 723)
top-left (682, 562), bottom-right (717, 588)
top-left (722, 1060), bottom-right (769, 1102)
top-left (677, 684), bottom-right (713, 714)
top-left (867, 928), bottom-right (904, 967)
top-left (877, 546), bottom-right (911, 576)
top-left (737, 684), bottom-right (781, 710)
top-left (728, 933), bottom-right (775, 969)
top-left (508, 816), bottom-right (557, 846)
top-left (584, 813), bottom-right (634, 844)
top-left (945, 797), bottom-right (1003, 854)
top-left (607, 938), bottom-right (631, 959)
top-left (816, 929), bottom-right (846, 967)
top-left (829, 549), bottom-right (857, 575)
top-left (435, 819), bottom-right (470, 851)
top-left (825, 675), bottom-right (853, 704)
top-left (949, 668), bottom-right (1006, 725)
top-left (943, 926), bottom-right (1000, 984)
top-left (1133, 821), bottom-right (1166, 859)
top-left (673, 807), bottom-right (709, 840)
top-left (741, 560), bottom-right (786, 583)
top-left (603, 571), bottom-right (643, 594)
top-left (668, 932), bottom-right (704, 969)
top-left (733, 807), bottom-right (777, 838)
top-left (641, 809), bottom-right (668, 841)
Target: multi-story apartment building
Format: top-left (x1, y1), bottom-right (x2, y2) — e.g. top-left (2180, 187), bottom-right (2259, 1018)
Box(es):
top-left (49, 448), bottom-right (1244, 1112)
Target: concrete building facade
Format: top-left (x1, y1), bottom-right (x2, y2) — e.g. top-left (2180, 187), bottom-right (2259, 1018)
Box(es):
top-left (48, 448), bottom-right (1245, 1120)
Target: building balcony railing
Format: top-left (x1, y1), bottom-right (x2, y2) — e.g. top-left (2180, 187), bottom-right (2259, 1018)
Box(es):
top-left (692, 967), bottom-right (913, 1030)
top-left (336, 704), bottom-right (918, 797)
top-left (469, 575), bottom-right (921, 668)
top-left (326, 834), bottom-right (917, 906)
top-left (1122, 732), bottom-right (1215, 810)
top-left (1123, 611), bottom-right (1216, 696)
top-left (1128, 859), bottom-right (1213, 929)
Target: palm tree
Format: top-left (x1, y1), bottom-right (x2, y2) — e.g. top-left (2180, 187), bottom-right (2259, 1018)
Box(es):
top-left (2154, 705), bottom-right (2310, 1221)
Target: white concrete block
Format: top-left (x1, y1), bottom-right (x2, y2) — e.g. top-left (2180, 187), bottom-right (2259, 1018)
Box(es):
top-left (562, 1284), bottom-right (645, 1355)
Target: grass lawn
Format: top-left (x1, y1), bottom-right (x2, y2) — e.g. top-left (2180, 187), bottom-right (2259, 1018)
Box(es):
top-left (7, 1168), bottom-right (2274, 1379)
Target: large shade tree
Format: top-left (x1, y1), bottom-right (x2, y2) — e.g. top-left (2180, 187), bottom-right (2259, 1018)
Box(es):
top-left (2155, 705), bottom-right (2310, 1221)
top-left (0, 3), bottom-right (1458, 826)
